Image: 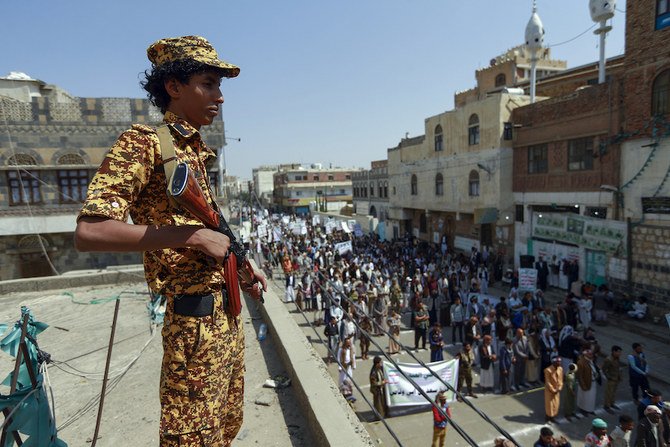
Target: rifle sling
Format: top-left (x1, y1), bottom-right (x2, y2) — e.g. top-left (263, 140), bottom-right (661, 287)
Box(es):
top-left (156, 124), bottom-right (243, 317)
top-left (156, 125), bottom-right (177, 189)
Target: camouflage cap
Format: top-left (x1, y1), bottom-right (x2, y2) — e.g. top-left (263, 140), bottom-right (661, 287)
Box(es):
top-left (147, 35), bottom-right (240, 78)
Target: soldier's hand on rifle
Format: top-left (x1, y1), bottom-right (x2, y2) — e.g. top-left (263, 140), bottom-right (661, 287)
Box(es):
top-left (243, 269), bottom-right (268, 300)
top-left (193, 228), bottom-right (231, 263)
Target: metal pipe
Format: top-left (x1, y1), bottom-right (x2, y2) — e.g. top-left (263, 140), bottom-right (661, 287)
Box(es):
top-left (626, 217), bottom-right (633, 296)
top-left (91, 299), bottom-right (121, 447)
top-left (530, 55), bottom-right (537, 103)
top-left (599, 20), bottom-right (606, 84)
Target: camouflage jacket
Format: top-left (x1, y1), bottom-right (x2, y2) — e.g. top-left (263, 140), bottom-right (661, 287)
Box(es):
top-left (79, 111), bottom-right (224, 296)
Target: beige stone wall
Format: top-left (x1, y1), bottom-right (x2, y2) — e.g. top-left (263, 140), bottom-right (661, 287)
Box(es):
top-left (389, 93), bottom-right (529, 216)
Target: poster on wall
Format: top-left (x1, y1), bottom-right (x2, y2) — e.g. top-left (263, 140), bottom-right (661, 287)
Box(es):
top-left (532, 240), bottom-right (581, 263)
top-left (384, 359), bottom-right (459, 412)
top-left (532, 213), bottom-right (626, 255)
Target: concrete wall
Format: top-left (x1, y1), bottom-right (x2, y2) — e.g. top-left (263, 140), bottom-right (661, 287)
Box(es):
top-left (0, 232), bottom-right (141, 280)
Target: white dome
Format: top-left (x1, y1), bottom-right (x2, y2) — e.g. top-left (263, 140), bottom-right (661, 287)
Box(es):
top-left (525, 12), bottom-right (545, 51)
top-left (5, 72), bottom-right (35, 81)
top-left (589, 0), bottom-right (616, 22)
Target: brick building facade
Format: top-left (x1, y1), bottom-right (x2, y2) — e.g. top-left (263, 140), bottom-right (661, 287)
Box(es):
top-left (511, 0), bottom-right (670, 315)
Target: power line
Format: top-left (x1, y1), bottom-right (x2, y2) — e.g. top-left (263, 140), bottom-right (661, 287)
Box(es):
top-left (255, 213), bottom-right (521, 445)
top-left (306, 271), bottom-right (480, 446)
top-left (257, 223), bottom-right (481, 446)
top-left (547, 24), bottom-right (597, 48)
top-left (315, 270), bottom-right (521, 447)
top-left (0, 97), bottom-right (60, 276)
top-left (277, 280), bottom-right (405, 447)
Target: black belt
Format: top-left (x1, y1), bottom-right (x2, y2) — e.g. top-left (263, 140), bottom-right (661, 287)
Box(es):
top-left (173, 291), bottom-right (227, 317)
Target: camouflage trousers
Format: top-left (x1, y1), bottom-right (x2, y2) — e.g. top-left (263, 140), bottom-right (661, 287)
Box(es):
top-left (159, 291), bottom-right (245, 447)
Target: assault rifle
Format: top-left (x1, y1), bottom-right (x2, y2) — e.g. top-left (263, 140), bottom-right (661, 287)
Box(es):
top-left (169, 162), bottom-right (264, 315)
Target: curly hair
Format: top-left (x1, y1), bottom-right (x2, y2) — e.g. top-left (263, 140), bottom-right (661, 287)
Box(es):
top-left (141, 59), bottom-right (227, 113)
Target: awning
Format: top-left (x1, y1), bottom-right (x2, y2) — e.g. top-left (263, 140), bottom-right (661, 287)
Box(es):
top-left (474, 207), bottom-right (498, 225)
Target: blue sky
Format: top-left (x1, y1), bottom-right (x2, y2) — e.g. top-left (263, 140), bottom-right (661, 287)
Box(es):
top-left (2, 1), bottom-right (625, 179)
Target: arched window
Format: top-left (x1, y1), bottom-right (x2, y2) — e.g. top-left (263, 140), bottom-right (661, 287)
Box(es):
top-left (435, 173), bottom-right (444, 196)
top-left (383, 181), bottom-right (388, 198)
top-left (468, 114), bottom-right (480, 146)
top-left (652, 69), bottom-right (669, 116)
top-left (495, 73), bottom-right (507, 87)
top-left (57, 153), bottom-right (85, 165)
top-left (370, 182), bottom-right (374, 197)
top-left (434, 124), bottom-right (443, 151)
top-left (7, 154), bottom-right (37, 166)
top-left (410, 174), bottom-right (418, 195)
top-left (468, 170), bottom-right (480, 197)
top-left (18, 235), bottom-right (50, 251)
top-left (370, 205), bottom-right (377, 218)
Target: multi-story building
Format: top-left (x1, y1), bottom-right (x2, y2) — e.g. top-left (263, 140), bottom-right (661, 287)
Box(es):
top-left (387, 91), bottom-right (531, 252)
top-left (385, 46), bottom-right (567, 253)
top-left (511, 0), bottom-right (670, 312)
top-left (352, 160), bottom-right (389, 239)
top-left (614, 0), bottom-right (670, 309)
top-left (512, 70), bottom-right (625, 285)
top-left (0, 73), bottom-right (225, 279)
top-left (273, 164), bottom-right (355, 215)
top-left (252, 165), bottom-right (277, 206)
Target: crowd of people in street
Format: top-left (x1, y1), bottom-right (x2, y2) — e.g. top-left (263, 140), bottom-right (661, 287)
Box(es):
top-left (250, 212), bottom-right (668, 446)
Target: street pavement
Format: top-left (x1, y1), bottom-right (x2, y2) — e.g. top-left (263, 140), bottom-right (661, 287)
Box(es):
top-left (272, 277), bottom-right (669, 447)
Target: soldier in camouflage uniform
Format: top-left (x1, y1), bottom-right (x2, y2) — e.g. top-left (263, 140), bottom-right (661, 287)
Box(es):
top-left (75, 35), bottom-right (266, 447)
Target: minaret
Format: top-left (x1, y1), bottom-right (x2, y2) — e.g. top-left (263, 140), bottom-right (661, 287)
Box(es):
top-left (589, 0), bottom-right (616, 84)
top-left (524, 0), bottom-right (545, 103)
